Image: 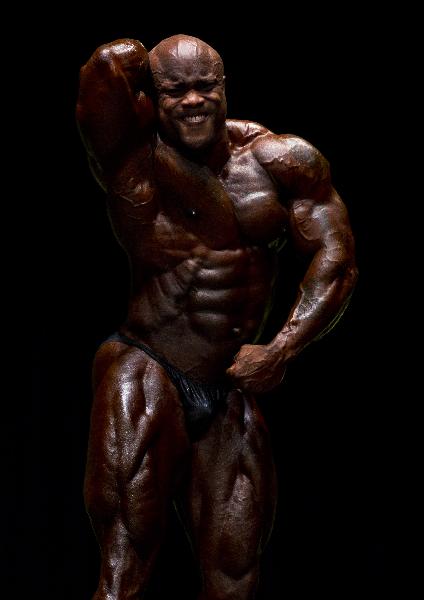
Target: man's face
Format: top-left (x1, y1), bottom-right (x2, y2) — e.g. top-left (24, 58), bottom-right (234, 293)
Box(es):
top-left (152, 52), bottom-right (227, 152)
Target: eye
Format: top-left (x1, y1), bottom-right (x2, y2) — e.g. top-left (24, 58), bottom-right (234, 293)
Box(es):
top-left (196, 81), bottom-right (217, 93)
top-left (163, 87), bottom-right (185, 98)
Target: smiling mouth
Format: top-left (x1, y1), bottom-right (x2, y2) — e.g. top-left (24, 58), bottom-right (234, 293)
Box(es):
top-left (180, 113), bottom-right (209, 124)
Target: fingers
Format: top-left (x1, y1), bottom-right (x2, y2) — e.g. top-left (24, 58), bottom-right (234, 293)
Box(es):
top-left (226, 363), bottom-right (255, 393)
top-left (226, 357), bottom-right (286, 395)
top-left (226, 365), bottom-right (235, 376)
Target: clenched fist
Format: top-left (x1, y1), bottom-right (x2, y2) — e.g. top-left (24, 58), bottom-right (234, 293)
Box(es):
top-left (226, 343), bottom-right (287, 394)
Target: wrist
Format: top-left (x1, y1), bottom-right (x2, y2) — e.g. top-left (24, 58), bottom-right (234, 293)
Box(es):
top-left (267, 332), bottom-right (299, 363)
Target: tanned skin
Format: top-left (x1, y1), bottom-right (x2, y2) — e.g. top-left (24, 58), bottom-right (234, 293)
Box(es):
top-left (77, 35), bottom-right (358, 600)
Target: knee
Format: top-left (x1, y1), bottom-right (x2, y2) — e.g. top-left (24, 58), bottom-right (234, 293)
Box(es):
top-left (202, 565), bottom-right (259, 600)
top-left (91, 519), bottom-right (158, 599)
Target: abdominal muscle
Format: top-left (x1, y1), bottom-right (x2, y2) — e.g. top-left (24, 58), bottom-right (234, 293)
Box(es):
top-left (122, 244), bottom-right (275, 381)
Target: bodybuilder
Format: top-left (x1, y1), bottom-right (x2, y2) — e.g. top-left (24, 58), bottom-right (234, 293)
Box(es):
top-left (77, 34), bottom-right (358, 599)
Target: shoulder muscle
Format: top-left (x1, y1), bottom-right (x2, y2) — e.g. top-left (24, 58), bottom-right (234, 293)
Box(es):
top-left (252, 133), bottom-right (331, 198)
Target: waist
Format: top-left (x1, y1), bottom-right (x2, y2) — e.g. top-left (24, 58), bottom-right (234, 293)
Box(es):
top-left (120, 315), bottom-right (252, 381)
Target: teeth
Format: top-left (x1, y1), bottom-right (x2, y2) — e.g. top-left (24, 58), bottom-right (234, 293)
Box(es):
top-left (182, 114), bottom-right (208, 123)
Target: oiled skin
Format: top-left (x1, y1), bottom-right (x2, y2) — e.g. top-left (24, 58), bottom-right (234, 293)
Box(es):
top-left (77, 35), bottom-right (358, 599)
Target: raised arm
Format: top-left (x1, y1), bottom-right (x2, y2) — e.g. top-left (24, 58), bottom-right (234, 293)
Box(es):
top-left (76, 38), bottom-right (155, 180)
top-left (227, 134), bottom-right (358, 393)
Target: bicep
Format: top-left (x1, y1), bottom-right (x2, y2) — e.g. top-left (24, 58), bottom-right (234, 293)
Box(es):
top-left (76, 39), bottom-right (154, 168)
top-left (253, 134), bottom-right (355, 264)
top-left (288, 190), bottom-right (355, 267)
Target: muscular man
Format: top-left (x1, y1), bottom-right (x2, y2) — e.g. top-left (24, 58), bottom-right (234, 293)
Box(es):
top-left (77, 35), bottom-right (357, 599)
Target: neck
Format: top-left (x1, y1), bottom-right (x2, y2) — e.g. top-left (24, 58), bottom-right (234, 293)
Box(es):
top-left (195, 128), bottom-right (231, 174)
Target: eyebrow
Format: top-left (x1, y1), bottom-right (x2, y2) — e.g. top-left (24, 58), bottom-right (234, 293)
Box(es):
top-left (159, 76), bottom-right (223, 89)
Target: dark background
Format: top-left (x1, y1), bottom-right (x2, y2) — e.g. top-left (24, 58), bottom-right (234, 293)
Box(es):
top-left (21, 9), bottom-right (401, 598)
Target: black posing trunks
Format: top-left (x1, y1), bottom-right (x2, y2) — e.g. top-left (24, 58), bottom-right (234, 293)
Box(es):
top-left (108, 332), bottom-right (231, 438)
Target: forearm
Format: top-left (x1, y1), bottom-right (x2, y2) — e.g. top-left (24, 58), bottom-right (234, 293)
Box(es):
top-left (270, 253), bottom-right (358, 360)
top-left (228, 140), bottom-right (358, 393)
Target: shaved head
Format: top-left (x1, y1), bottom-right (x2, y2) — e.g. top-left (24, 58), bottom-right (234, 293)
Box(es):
top-left (149, 34), bottom-right (227, 152)
top-left (149, 34), bottom-right (224, 88)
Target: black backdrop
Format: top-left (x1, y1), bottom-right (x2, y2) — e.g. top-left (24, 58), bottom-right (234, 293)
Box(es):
top-left (23, 11), bottom-right (397, 598)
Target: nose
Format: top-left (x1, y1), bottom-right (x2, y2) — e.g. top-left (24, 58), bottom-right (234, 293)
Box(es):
top-left (181, 89), bottom-right (204, 107)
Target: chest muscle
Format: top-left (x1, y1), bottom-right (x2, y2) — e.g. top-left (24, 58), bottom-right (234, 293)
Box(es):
top-left (219, 151), bottom-right (288, 244)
